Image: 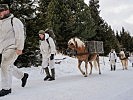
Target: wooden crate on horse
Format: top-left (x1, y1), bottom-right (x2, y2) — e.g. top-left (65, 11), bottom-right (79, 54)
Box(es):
top-left (85, 41), bottom-right (104, 54)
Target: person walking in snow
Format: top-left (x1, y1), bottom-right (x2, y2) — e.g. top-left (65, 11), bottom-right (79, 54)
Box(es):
top-left (109, 49), bottom-right (117, 71)
top-left (0, 4), bottom-right (29, 97)
top-left (38, 29), bottom-right (56, 81)
top-left (129, 52), bottom-right (133, 67)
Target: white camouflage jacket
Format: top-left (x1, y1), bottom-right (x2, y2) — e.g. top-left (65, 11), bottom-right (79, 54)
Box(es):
top-left (0, 14), bottom-right (25, 53)
top-left (40, 34), bottom-right (56, 59)
top-left (109, 51), bottom-right (117, 61)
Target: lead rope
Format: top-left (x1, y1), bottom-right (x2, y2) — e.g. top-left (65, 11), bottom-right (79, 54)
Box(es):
top-left (40, 68), bottom-right (45, 74)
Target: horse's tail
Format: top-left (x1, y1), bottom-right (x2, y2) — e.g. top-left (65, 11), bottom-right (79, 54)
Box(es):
top-left (93, 54), bottom-right (100, 70)
top-left (93, 60), bottom-right (98, 70)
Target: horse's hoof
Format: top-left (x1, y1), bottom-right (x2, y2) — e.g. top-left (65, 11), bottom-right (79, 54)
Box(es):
top-left (83, 72), bottom-right (85, 75)
top-left (84, 75), bottom-right (87, 77)
top-left (99, 72), bottom-right (101, 74)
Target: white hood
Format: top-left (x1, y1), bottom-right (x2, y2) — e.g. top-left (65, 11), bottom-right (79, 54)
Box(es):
top-left (45, 33), bottom-right (49, 40)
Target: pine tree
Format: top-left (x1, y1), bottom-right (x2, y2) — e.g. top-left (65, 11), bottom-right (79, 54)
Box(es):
top-left (10, 0), bottom-right (40, 67)
top-left (119, 27), bottom-right (132, 51)
top-left (89, 0), bottom-right (102, 39)
top-left (74, 0), bottom-right (96, 40)
top-left (88, 0), bottom-right (120, 55)
top-left (38, 0), bottom-right (96, 49)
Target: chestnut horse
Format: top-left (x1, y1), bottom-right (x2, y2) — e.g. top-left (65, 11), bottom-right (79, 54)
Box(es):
top-left (68, 37), bottom-right (101, 77)
top-left (119, 51), bottom-right (128, 70)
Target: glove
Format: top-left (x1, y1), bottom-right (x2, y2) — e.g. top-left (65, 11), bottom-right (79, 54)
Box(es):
top-left (115, 59), bottom-right (117, 62)
top-left (50, 54), bottom-right (54, 60)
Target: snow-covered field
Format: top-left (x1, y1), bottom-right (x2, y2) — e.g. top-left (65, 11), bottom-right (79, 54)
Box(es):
top-left (0, 54), bottom-right (133, 100)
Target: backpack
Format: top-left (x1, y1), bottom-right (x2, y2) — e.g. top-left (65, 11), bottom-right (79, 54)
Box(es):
top-left (11, 17), bottom-right (26, 39)
top-left (44, 28), bottom-right (56, 39)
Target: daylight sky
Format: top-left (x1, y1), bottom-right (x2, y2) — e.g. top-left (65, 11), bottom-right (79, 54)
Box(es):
top-left (84, 0), bottom-right (133, 36)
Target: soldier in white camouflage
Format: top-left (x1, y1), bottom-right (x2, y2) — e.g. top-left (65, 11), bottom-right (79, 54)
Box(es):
top-left (0, 4), bottom-right (28, 97)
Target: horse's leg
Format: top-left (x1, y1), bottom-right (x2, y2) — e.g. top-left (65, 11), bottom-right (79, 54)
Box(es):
top-left (123, 59), bottom-right (126, 69)
top-left (121, 60), bottom-right (124, 70)
top-left (78, 60), bottom-right (85, 75)
top-left (123, 60), bottom-right (125, 70)
top-left (97, 61), bottom-right (101, 74)
top-left (84, 61), bottom-right (88, 77)
top-left (96, 55), bottom-right (101, 74)
top-left (89, 62), bottom-right (93, 75)
top-left (125, 59), bottom-right (128, 70)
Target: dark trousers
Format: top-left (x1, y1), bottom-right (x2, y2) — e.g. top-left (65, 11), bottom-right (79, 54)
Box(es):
top-left (0, 54), bottom-right (2, 65)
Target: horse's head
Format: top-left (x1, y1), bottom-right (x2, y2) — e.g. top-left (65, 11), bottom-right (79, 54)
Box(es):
top-left (68, 38), bottom-right (76, 50)
top-left (68, 37), bottom-right (85, 50)
top-left (119, 51), bottom-right (126, 59)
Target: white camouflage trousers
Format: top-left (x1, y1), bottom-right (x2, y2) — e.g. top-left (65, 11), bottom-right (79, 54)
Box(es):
top-left (42, 58), bottom-right (55, 69)
top-left (110, 60), bottom-right (116, 66)
top-left (1, 49), bottom-right (24, 90)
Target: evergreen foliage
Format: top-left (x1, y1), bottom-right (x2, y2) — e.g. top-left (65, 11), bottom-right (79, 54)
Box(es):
top-left (9, 0), bottom-right (40, 67)
top-left (116, 27), bottom-right (133, 52)
top-left (88, 0), bottom-right (120, 55)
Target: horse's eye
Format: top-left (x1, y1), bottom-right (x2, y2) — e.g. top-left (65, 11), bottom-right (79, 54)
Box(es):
top-left (70, 43), bottom-right (73, 45)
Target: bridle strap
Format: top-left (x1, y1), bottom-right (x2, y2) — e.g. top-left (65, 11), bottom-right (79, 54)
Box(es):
top-left (76, 52), bottom-right (89, 56)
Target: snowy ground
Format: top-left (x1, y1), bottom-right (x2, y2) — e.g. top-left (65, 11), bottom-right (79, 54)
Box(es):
top-left (0, 54), bottom-right (133, 100)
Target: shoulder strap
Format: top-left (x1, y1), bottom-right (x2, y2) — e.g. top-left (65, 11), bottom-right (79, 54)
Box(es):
top-left (11, 17), bottom-right (26, 39)
top-left (11, 17), bottom-right (14, 27)
top-left (46, 38), bottom-right (50, 48)
top-left (109, 52), bottom-right (111, 56)
top-left (11, 17), bottom-right (15, 33)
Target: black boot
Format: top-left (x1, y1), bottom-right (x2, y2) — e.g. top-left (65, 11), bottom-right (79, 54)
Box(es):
top-left (21, 73), bottom-right (29, 87)
top-left (0, 89), bottom-right (11, 97)
top-left (111, 65), bottom-right (113, 71)
top-left (114, 65), bottom-right (116, 71)
top-left (44, 67), bottom-right (51, 81)
top-left (0, 54), bottom-right (2, 66)
top-left (48, 68), bottom-right (55, 81)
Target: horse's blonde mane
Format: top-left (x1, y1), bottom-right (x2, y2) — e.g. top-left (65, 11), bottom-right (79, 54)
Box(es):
top-left (120, 51), bottom-right (126, 58)
top-left (68, 37), bottom-right (85, 48)
top-left (120, 51), bottom-right (125, 55)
